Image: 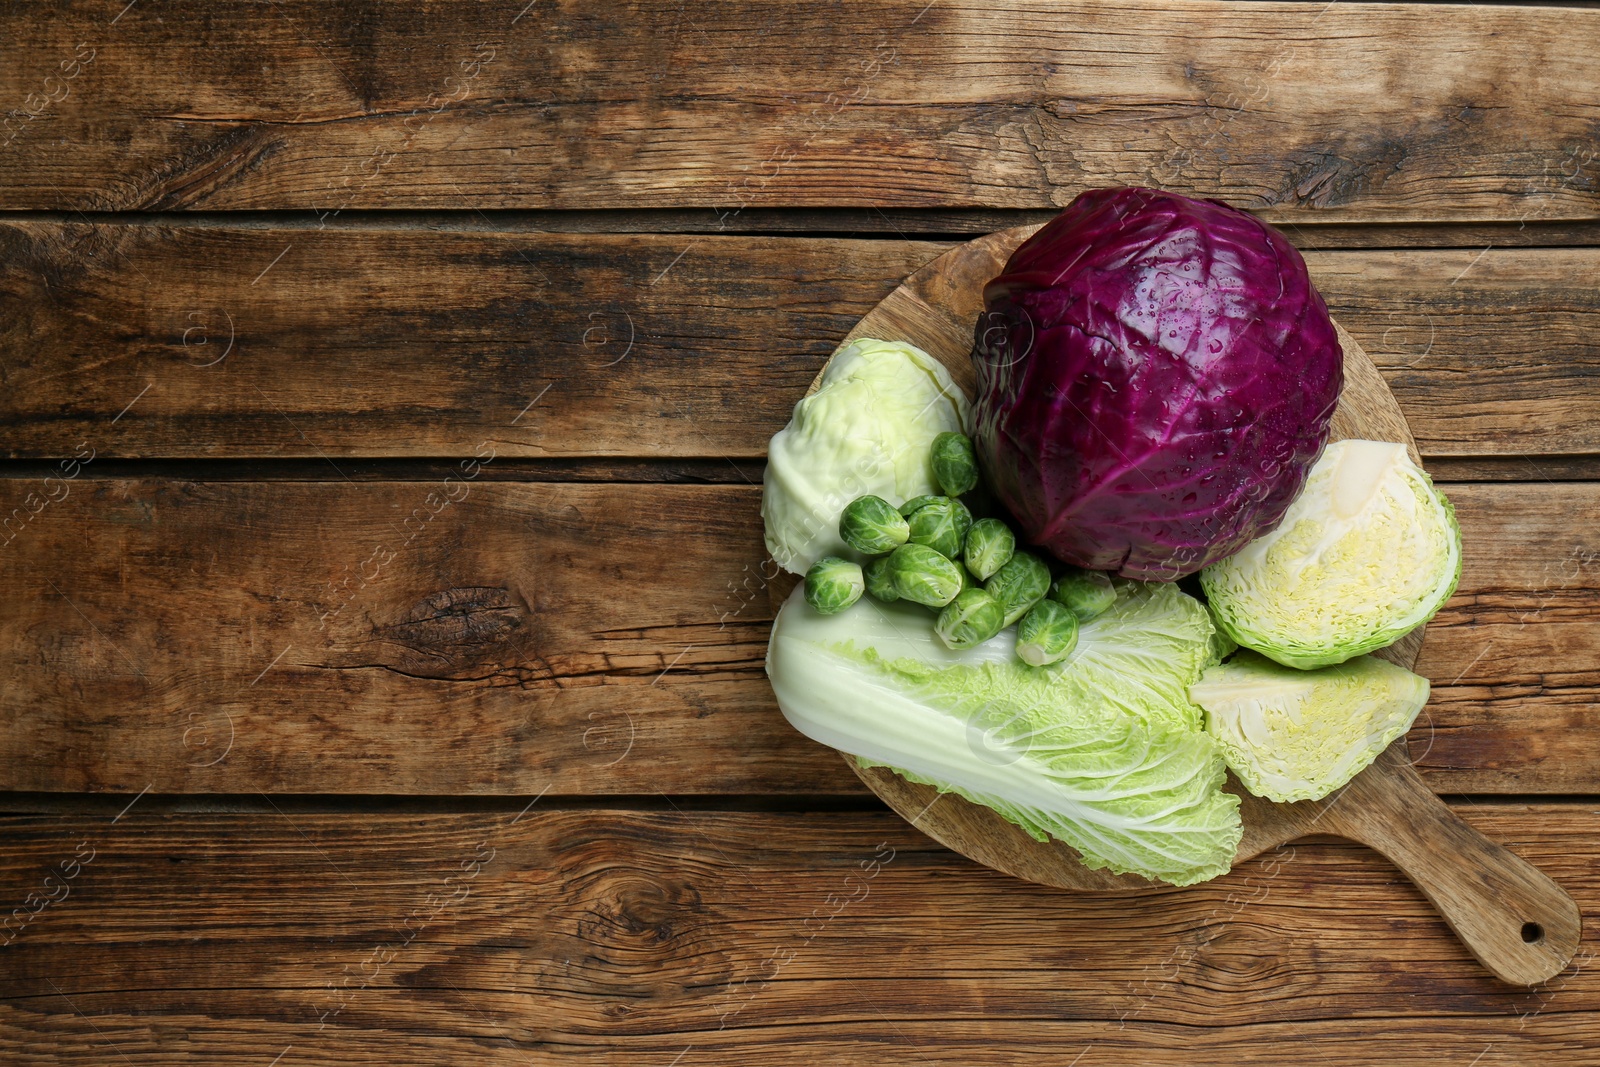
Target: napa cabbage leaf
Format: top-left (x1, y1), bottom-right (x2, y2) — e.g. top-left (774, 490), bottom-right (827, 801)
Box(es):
top-left (766, 579), bottom-right (1242, 886)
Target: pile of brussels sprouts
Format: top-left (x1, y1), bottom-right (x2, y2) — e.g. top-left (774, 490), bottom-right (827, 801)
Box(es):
top-left (803, 432), bottom-right (1118, 666)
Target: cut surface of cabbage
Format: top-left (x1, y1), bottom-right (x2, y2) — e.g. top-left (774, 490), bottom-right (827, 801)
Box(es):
top-left (1190, 650), bottom-right (1429, 802)
top-left (1199, 439), bottom-right (1461, 669)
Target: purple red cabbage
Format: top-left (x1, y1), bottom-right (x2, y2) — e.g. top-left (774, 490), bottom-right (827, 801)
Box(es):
top-left (970, 187), bottom-right (1343, 580)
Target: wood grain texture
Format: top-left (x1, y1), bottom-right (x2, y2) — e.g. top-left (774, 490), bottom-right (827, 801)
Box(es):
top-left (0, 805), bottom-right (1597, 1065)
top-left (0, 0), bottom-right (1592, 1056)
top-left (2, 1), bottom-right (1598, 223)
top-left (0, 480), bottom-right (786, 795)
top-left (1267, 745), bottom-right (1580, 985)
top-left (0, 225), bottom-right (929, 461)
top-left (0, 478), bottom-right (1593, 796)
top-left (2, 224), bottom-right (1598, 460)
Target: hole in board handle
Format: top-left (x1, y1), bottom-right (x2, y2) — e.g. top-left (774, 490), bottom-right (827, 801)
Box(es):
top-left (1521, 922), bottom-right (1545, 944)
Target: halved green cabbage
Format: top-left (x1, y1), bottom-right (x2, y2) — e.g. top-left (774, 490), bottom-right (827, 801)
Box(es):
top-left (766, 580), bottom-right (1242, 886)
top-left (1190, 650), bottom-right (1429, 802)
top-left (1200, 440), bottom-right (1461, 669)
top-left (762, 338), bottom-right (969, 574)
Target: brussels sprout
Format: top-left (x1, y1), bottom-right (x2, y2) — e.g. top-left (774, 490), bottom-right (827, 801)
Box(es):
top-left (1200, 440), bottom-right (1463, 669)
top-left (935, 588), bottom-right (1007, 650)
top-left (930, 431), bottom-right (980, 497)
top-left (985, 550), bottom-right (1051, 627)
top-left (957, 564), bottom-right (978, 595)
top-left (804, 556), bottom-right (864, 615)
top-left (1015, 599), bottom-right (1080, 666)
top-left (1190, 650), bottom-right (1430, 802)
top-left (906, 496), bottom-right (973, 559)
top-left (1049, 567), bottom-right (1117, 621)
top-left (839, 494), bottom-right (911, 555)
top-left (898, 494), bottom-right (944, 519)
top-left (863, 555), bottom-right (899, 603)
top-left (886, 543), bottom-right (964, 607)
top-left (963, 518), bottom-right (1015, 581)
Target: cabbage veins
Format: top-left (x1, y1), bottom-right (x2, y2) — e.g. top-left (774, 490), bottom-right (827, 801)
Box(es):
top-left (766, 580), bottom-right (1242, 886)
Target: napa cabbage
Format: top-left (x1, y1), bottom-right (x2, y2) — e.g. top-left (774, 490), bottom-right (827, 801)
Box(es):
top-left (766, 579), bottom-right (1242, 886)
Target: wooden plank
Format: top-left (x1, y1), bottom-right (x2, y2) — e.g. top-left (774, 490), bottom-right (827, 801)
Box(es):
top-left (0, 1), bottom-right (1597, 222)
top-left (0, 480), bottom-right (800, 796)
top-left (0, 479), bottom-right (1594, 796)
top-left (1306, 249), bottom-right (1600, 459)
top-left (0, 805), bottom-right (1596, 1064)
top-left (1428, 456), bottom-right (1600, 483)
top-left (0, 224), bottom-right (914, 458)
top-left (2, 224), bottom-right (1598, 460)
top-left (1412, 482), bottom-right (1600, 793)
top-left (17, 208), bottom-right (1600, 245)
top-left (0, 225), bottom-right (928, 461)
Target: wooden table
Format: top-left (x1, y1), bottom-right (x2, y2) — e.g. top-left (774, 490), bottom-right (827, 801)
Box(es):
top-left (1, 2), bottom-right (1597, 1063)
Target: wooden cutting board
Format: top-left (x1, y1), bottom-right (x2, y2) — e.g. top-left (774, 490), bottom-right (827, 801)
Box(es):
top-left (801, 224), bottom-right (1581, 986)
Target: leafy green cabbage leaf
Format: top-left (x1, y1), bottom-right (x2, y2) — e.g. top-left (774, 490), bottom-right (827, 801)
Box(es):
top-left (767, 580), bottom-right (1242, 886)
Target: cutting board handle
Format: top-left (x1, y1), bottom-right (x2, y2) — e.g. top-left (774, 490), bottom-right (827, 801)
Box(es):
top-left (1313, 745), bottom-right (1581, 986)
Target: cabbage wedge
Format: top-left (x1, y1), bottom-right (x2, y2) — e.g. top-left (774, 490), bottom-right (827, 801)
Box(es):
top-left (1190, 650), bottom-right (1430, 802)
top-left (1201, 440), bottom-right (1462, 669)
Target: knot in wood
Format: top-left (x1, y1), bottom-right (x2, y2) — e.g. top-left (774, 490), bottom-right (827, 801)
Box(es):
top-left (376, 586), bottom-right (527, 660)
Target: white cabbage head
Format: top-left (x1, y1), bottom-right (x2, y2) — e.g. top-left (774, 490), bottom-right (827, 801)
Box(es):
top-left (1199, 439), bottom-right (1461, 669)
top-left (1190, 649), bottom-right (1429, 802)
top-left (762, 338), bottom-right (969, 575)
